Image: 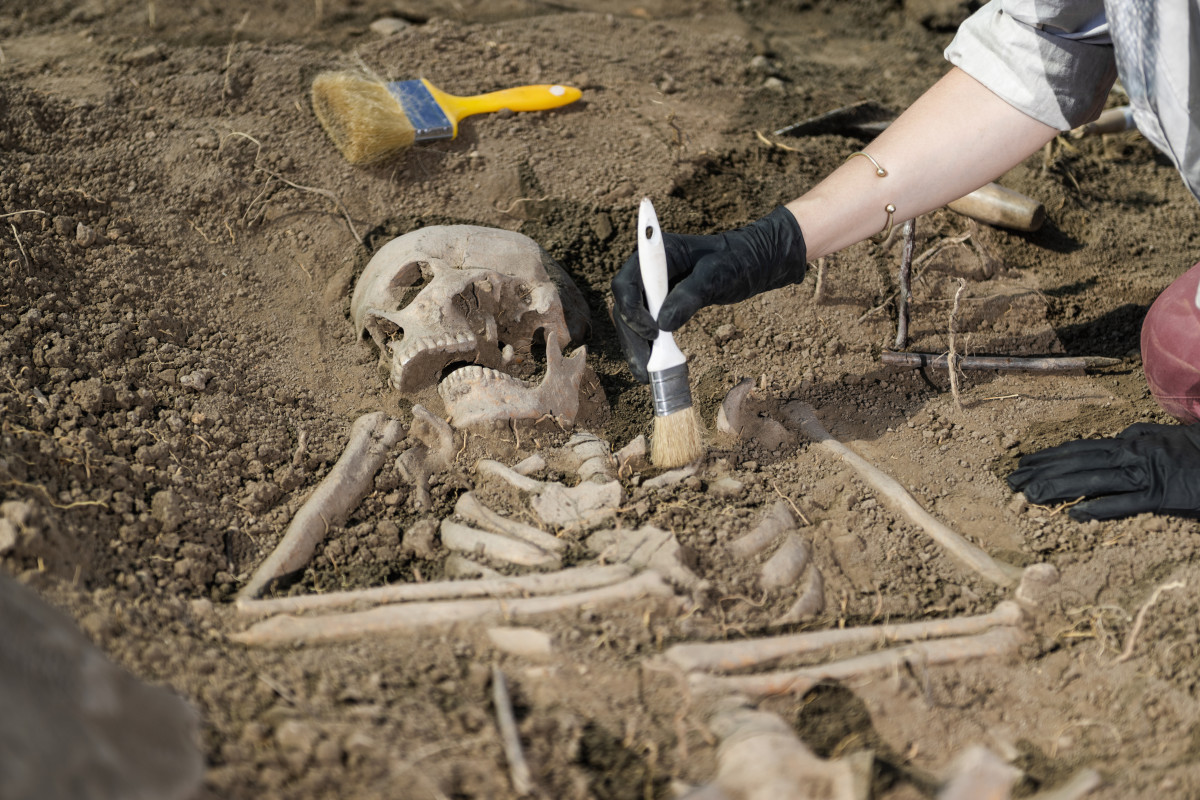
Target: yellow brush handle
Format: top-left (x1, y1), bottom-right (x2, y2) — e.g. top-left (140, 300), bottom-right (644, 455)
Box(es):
top-left (423, 80), bottom-right (581, 134)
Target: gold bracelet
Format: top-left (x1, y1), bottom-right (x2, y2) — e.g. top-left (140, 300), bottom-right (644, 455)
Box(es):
top-left (846, 151), bottom-right (896, 241)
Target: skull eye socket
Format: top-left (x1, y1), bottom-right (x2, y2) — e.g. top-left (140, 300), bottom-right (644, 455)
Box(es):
top-left (387, 260), bottom-right (431, 309)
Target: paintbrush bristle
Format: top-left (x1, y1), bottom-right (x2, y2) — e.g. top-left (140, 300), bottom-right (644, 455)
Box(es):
top-left (651, 406), bottom-right (705, 469)
top-left (311, 71), bottom-right (416, 164)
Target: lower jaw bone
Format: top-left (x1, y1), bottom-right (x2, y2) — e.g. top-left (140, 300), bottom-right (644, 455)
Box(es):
top-left (438, 330), bottom-right (586, 429)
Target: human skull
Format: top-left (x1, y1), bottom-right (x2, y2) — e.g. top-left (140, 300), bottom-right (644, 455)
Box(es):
top-left (351, 225), bottom-right (595, 428)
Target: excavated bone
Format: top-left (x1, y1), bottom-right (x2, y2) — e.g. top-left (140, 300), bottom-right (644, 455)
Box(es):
top-left (681, 700), bottom-right (867, 800)
top-left (783, 401), bottom-right (1022, 588)
top-left (1026, 769), bottom-right (1102, 800)
top-left (351, 225), bottom-right (603, 429)
top-left (643, 463), bottom-right (698, 490)
top-left (760, 534), bottom-right (811, 591)
top-left (772, 567), bottom-right (826, 626)
top-left (487, 627), bottom-right (555, 661)
top-left (587, 526), bottom-right (703, 591)
top-left (230, 570), bottom-right (676, 646)
top-left (512, 455), bottom-right (546, 476)
top-left (717, 378), bottom-right (795, 451)
top-left (666, 600), bottom-right (1026, 673)
top-left (688, 625), bottom-right (1028, 698)
top-left (615, 435), bottom-right (648, 474)
top-left (352, 225), bottom-right (589, 394)
top-left (439, 330), bottom-right (588, 429)
top-left (238, 412), bottom-right (406, 600)
top-left (476, 458), bottom-right (624, 530)
top-left (454, 492), bottom-right (565, 553)
top-left (565, 432), bottom-right (617, 483)
top-left (236, 564), bottom-right (634, 615)
top-left (445, 554), bottom-right (502, 579)
top-left (729, 500), bottom-right (795, 560)
top-left (937, 745), bottom-right (1022, 800)
top-left (439, 520), bottom-right (562, 570)
top-left (396, 404), bottom-right (456, 511)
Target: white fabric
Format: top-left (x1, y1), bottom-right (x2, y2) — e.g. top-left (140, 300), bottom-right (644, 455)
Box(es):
top-left (946, 0), bottom-right (1200, 201)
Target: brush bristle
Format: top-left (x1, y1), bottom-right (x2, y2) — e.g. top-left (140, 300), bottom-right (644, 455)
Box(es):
top-left (311, 72), bottom-right (416, 164)
top-left (651, 406), bottom-right (705, 468)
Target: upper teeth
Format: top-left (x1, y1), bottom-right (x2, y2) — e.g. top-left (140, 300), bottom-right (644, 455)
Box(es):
top-left (394, 333), bottom-right (477, 366)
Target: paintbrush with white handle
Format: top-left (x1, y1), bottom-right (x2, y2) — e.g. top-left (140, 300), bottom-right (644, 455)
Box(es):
top-left (637, 197), bottom-right (704, 468)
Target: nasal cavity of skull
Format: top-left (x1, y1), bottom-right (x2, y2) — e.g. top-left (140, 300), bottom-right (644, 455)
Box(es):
top-left (386, 260), bottom-right (431, 309)
top-left (504, 327), bottom-right (548, 382)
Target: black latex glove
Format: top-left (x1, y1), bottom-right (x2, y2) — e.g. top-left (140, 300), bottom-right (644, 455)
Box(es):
top-left (1007, 422), bottom-right (1200, 521)
top-left (610, 206), bottom-right (807, 384)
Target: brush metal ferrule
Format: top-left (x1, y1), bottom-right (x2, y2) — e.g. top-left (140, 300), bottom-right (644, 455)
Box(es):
top-left (649, 362), bottom-right (692, 417)
top-left (386, 80), bottom-right (453, 141)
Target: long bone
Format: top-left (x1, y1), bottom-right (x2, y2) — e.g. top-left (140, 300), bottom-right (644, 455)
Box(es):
top-left (475, 458), bottom-right (623, 530)
top-left (230, 569), bottom-right (675, 646)
top-left (783, 402), bottom-right (1022, 587)
top-left (237, 412), bottom-right (406, 600)
top-left (234, 564), bottom-right (634, 615)
top-left (667, 600), bottom-right (1025, 672)
top-left (439, 520), bottom-right (562, 569)
top-left (687, 625), bottom-right (1027, 698)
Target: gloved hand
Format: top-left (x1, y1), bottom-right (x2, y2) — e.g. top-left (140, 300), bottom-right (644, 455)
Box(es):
top-left (1007, 422), bottom-right (1200, 520)
top-left (610, 206), bottom-right (807, 384)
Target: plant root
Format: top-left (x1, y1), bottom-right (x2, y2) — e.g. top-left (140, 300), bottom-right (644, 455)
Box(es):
top-left (236, 412), bottom-right (405, 600)
top-left (782, 402), bottom-right (1022, 587)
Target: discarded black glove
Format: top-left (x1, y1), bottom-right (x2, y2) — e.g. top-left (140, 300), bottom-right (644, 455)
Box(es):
top-left (610, 206), bottom-right (807, 384)
top-left (1007, 422), bottom-right (1200, 521)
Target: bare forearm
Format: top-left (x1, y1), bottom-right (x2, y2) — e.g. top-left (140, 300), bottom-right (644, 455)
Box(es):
top-left (786, 67), bottom-right (1059, 260)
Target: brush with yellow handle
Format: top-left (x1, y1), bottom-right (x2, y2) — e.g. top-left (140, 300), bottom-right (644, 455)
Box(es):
top-left (312, 71), bottom-right (582, 164)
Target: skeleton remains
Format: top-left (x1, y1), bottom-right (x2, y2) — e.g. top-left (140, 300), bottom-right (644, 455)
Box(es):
top-left (351, 225), bottom-right (600, 429)
top-left (225, 226), bottom-right (1106, 798)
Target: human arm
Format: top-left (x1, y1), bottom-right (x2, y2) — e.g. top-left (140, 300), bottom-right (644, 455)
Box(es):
top-left (610, 66), bottom-right (1060, 381)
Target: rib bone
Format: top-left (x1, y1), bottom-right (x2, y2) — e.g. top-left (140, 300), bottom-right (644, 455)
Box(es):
top-left (454, 492), bottom-right (565, 553)
top-left (728, 500), bottom-right (795, 560)
top-left (440, 520), bottom-right (562, 569)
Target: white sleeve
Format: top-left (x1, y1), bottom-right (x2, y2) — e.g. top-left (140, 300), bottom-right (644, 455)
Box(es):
top-left (945, 0), bottom-right (1117, 130)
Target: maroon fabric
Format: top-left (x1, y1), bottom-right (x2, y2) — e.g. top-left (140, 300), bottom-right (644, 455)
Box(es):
top-left (1142, 260), bottom-right (1200, 424)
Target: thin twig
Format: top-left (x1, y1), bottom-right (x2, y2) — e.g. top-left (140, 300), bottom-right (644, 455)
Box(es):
top-left (895, 219), bottom-right (915, 349)
top-left (948, 278), bottom-right (967, 410)
top-left (492, 666), bottom-right (534, 796)
top-left (1115, 579), bottom-right (1186, 663)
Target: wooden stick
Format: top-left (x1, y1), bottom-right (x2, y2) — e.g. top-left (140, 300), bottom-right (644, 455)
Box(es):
top-left (688, 626), bottom-right (1026, 698)
top-left (236, 412), bottom-right (405, 600)
top-left (234, 564), bottom-right (635, 616)
top-left (948, 278), bottom-right (966, 410)
top-left (666, 600), bottom-right (1024, 672)
top-left (492, 666), bottom-right (534, 796)
top-left (230, 570), bottom-right (675, 646)
top-left (784, 402), bottom-right (1022, 587)
top-left (946, 182), bottom-right (1045, 232)
top-left (895, 219), bottom-right (915, 349)
top-left (881, 352), bottom-right (1121, 371)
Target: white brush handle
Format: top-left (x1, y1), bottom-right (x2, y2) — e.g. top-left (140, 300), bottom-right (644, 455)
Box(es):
top-left (637, 198), bottom-right (687, 372)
